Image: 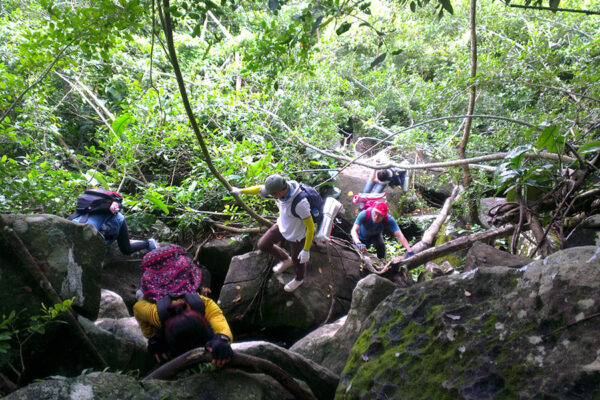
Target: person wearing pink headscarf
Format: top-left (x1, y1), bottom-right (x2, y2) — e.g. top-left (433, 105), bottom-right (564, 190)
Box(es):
top-left (350, 202), bottom-right (413, 260)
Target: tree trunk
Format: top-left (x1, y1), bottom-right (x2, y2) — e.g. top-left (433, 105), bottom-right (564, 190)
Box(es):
top-left (456, 0), bottom-right (482, 226)
top-left (157, 1), bottom-right (271, 227)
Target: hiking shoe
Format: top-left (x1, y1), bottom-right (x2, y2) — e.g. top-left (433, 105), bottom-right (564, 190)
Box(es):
top-left (148, 239), bottom-right (158, 250)
top-left (284, 278), bottom-right (304, 292)
top-left (273, 258), bottom-right (294, 273)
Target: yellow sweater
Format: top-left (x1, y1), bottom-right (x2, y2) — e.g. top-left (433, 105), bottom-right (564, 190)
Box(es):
top-left (133, 295), bottom-right (233, 342)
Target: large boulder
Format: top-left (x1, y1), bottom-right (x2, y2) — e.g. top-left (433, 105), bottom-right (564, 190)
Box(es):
top-left (3, 369), bottom-right (298, 400)
top-left (565, 214), bottom-right (600, 248)
top-left (336, 164), bottom-right (371, 223)
top-left (98, 289), bottom-right (130, 319)
top-left (0, 214), bottom-right (104, 320)
top-left (195, 234), bottom-right (255, 297)
top-left (290, 274), bottom-right (396, 375)
top-left (464, 241), bottom-right (532, 271)
top-left (219, 242), bottom-right (363, 342)
top-left (337, 246), bottom-right (600, 399)
top-left (234, 341), bottom-right (339, 400)
top-left (101, 241), bottom-right (148, 311)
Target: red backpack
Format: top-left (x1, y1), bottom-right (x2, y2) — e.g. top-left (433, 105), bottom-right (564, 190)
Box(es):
top-left (140, 244), bottom-right (202, 302)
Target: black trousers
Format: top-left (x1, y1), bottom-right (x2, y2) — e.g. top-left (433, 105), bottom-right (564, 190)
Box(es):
top-left (363, 233), bottom-right (386, 259)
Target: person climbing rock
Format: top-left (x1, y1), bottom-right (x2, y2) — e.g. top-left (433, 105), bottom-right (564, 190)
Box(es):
top-left (231, 174), bottom-right (320, 292)
top-left (134, 244), bottom-right (233, 366)
top-left (362, 167), bottom-right (409, 194)
top-left (68, 188), bottom-right (156, 255)
top-left (350, 201), bottom-right (412, 260)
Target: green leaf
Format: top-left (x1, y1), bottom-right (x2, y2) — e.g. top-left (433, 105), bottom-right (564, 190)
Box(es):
top-left (535, 125), bottom-right (559, 152)
top-left (391, 49), bottom-right (403, 55)
top-left (410, 1), bottom-right (416, 12)
top-left (579, 141), bottom-right (600, 155)
top-left (336, 22), bottom-right (352, 36)
top-left (146, 192), bottom-right (170, 215)
top-left (440, 0), bottom-right (454, 14)
top-left (370, 53), bottom-right (387, 69)
top-left (112, 113), bottom-right (132, 137)
top-left (268, 0), bottom-right (278, 11)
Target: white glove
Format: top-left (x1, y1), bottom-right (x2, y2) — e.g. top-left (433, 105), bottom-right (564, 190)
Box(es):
top-left (230, 187), bottom-right (242, 195)
top-left (298, 249), bottom-right (310, 264)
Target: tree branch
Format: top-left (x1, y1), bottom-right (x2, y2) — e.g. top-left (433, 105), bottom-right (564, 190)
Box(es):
top-left (143, 348), bottom-right (317, 400)
top-left (158, 0), bottom-right (271, 227)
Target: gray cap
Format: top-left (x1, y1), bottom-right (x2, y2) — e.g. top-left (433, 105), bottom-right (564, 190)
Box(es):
top-left (260, 174), bottom-right (288, 196)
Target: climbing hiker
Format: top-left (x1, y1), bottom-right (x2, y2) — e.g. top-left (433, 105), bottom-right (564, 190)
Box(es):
top-left (362, 167), bottom-right (409, 194)
top-left (68, 188), bottom-right (156, 255)
top-left (134, 244), bottom-right (233, 366)
top-left (231, 174), bottom-right (322, 292)
top-left (350, 201), bottom-right (413, 260)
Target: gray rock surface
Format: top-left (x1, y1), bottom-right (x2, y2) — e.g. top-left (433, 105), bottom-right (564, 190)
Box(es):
top-left (337, 246), bottom-right (600, 400)
top-left (98, 289), bottom-right (130, 319)
top-left (219, 241), bottom-right (362, 341)
top-left (291, 274), bottom-right (396, 374)
top-left (0, 213), bottom-right (105, 320)
top-left (3, 370), bottom-right (297, 400)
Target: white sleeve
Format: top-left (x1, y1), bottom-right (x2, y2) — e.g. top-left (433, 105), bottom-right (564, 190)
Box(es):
top-left (295, 198), bottom-right (312, 219)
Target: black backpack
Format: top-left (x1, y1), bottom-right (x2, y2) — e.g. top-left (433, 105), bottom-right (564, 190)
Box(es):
top-left (389, 168), bottom-right (407, 188)
top-left (291, 183), bottom-right (324, 224)
top-left (156, 292), bottom-right (207, 325)
top-left (67, 188), bottom-right (123, 223)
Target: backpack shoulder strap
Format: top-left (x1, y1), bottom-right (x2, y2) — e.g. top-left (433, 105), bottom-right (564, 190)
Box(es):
top-left (156, 295), bottom-right (172, 325)
top-left (183, 293), bottom-right (206, 316)
top-left (290, 186), bottom-right (308, 220)
top-left (157, 293), bottom-right (206, 325)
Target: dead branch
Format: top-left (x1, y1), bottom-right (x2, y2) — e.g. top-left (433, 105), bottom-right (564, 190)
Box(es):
top-left (382, 224), bottom-right (516, 273)
top-left (412, 186), bottom-right (461, 254)
top-left (207, 220), bottom-right (265, 233)
top-left (143, 348), bottom-right (317, 400)
top-left (0, 216), bottom-right (108, 368)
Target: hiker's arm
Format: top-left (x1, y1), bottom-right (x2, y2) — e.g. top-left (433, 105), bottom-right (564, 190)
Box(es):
top-left (371, 169), bottom-right (380, 183)
top-left (202, 296), bottom-right (233, 342)
top-left (133, 300), bottom-right (162, 338)
top-left (393, 229), bottom-right (412, 252)
top-left (302, 217), bottom-right (315, 250)
top-left (230, 185), bottom-right (263, 195)
top-left (351, 224), bottom-right (367, 252)
top-left (351, 224), bottom-right (361, 245)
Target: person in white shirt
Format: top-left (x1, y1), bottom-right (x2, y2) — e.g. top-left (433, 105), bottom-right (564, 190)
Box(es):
top-left (231, 175), bottom-right (315, 292)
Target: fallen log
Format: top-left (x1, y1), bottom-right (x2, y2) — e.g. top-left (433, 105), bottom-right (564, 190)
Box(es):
top-left (381, 224), bottom-right (516, 274)
top-left (143, 348), bottom-right (317, 400)
top-left (412, 185), bottom-right (460, 254)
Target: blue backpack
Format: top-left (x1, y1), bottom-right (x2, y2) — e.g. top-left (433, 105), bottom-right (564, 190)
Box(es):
top-left (291, 183), bottom-right (324, 224)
